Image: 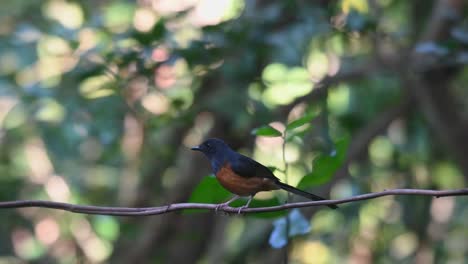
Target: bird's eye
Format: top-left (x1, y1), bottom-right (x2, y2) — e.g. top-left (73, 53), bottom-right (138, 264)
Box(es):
top-left (205, 143), bottom-right (211, 148)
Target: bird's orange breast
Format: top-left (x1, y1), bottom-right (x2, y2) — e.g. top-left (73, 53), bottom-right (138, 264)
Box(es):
top-left (216, 163), bottom-right (278, 196)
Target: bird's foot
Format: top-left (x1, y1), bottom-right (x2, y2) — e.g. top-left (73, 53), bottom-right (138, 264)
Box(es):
top-left (215, 195), bottom-right (241, 214)
top-left (236, 195), bottom-right (253, 215)
top-left (214, 203), bottom-right (248, 215)
top-left (215, 202), bottom-right (231, 214)
top-left (237, 205), bottom-right (248, 215)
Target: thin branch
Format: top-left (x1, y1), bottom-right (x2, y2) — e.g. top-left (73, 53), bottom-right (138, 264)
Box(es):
top-left (281, 128), bottom-right (291, 261)
top-left (1, 188), bottom-right (467, 216)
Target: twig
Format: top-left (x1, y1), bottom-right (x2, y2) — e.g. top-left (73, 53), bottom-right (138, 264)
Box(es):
top-left (1, 188), bottom-right (467, 216)
top-left (281, 129), bottom-right (290, 262)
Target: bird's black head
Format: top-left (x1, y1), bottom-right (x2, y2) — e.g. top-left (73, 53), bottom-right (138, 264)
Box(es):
top-left (191, 138), bottom-right (231, 160)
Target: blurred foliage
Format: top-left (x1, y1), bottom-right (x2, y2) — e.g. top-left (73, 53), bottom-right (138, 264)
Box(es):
top-left (298, 138), bottom-right (349, 189)
top-left (0, 0), bottom-right (467, 263)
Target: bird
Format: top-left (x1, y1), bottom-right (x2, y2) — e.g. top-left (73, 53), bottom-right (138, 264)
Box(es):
top-left (191, 138), bottom-right (338, 213)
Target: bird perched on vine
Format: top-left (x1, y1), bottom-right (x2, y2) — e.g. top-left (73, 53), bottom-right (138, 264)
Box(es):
top-left (191, 138), bottom-right (337, 213)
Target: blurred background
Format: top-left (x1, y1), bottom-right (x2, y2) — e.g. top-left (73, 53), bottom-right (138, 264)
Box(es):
top-left (0, 0), bottom-right (468, 263)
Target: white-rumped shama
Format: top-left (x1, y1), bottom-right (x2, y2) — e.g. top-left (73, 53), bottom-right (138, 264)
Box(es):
top-left (192, 138), bottom-right (338, 212)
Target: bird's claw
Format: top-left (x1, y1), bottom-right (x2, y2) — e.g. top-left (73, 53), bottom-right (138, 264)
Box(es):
top-left (215, 202), bottom-right (230, 214)
top-left (237, 205), bottom-right (248, 215)
top-left (214, 203), bottom-right (248, 215)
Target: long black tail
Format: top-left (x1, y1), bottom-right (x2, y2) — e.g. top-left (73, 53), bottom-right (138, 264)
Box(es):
top-left (275, 181), bottom-right (338, 209)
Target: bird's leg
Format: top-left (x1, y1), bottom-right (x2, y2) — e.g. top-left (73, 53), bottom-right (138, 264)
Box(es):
top-left (237, 195), bottom-right (254, 214)
top-left (215, 195), bottom-right (240, 213)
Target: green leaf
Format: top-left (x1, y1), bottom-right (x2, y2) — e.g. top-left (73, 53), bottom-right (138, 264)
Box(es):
top-left (267, 166), bottom-right (281, 173)
top-left (285, 125), bottom-right (312, 142)
top-left (286, 113), bottom-right (316, 132)
top-left (298, 138), bottom-right (349, 188)
top-left (188, 176), bottom-right (231, 204)
top-left (251, 125), bottom-right (282, 137)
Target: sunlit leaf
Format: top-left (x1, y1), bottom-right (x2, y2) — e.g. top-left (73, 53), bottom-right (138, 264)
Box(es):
top-left (286, 113), bottom-right (316, 132)
top-left (269, 209), bottom-right (311, 248)
top-left (267, 166), bottom-right (281, 173)
top-left (35, 98), bottom-right (66, 123)
top-left (251, 125), bottom-right (282, 137)
top-left (285, 126), bottom-right (312, 142)
top-left (298, 138), bottom-right (349, 188)
top-left (261, 63), bottom-right (313, 107)
top-left (83, 88), bottom-right (115, 99)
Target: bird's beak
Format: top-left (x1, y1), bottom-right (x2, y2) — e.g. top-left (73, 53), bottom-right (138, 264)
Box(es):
top-left (191, 145), bottom-right (202, 151)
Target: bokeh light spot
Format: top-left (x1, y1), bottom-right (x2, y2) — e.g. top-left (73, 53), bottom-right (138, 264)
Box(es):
top-left (152, 46), bottom-right (170, 62)
top-left (306, 50), bottom-right (329, 81)
top-left (35, 218), bottom-right (60, 246)
top-left (37, 35), bottom-right (71, 57)
top-left (262, 64), bottom-right (313, 107)
top-left (134, 8), bottom-right (158, 32)
top-left (155, 64), bottom-right (176, 88)
top-left (191, 0), bottom-right (244, 26)
top-left (369, 136), bottom-right (394, 167)
top-left (25, 139), bottom-right (54, 183)
top-left (35, 98), bottom-right (66, 123)
top-left (433, 162), bottom-right (463, 189)
top-left (79, 75), bottom-right (115, 99)
top-left (430, 197), bottom-right (454, 223)
top-left (141, 92), bottom-right (170, 115)
top-left (292, 240), bottom-right (330, 264)
top-left (390, 232), bottom-right (418, 259)
top-left (43, 0), bottom-right (84, 29)
top-left (12, 228), bottom-right (44, 260)
top-left (104, 2), bottom-right (135, 33)
top-left (342, 0), bottom-right (369, 13)
top-left (327, 84), bottom-right (350, 115)
top-left (92, 216), bottom-right (120, 241)
top-left (77, 28), bottom-right (99, 51)
top-left (45, 175), bottom-right (71, 202)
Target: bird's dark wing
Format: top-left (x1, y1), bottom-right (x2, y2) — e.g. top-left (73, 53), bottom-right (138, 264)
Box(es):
top-left (230, 153), bottom-right (338, 209)
top-left (230, 154), bottom-right (279, 181)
